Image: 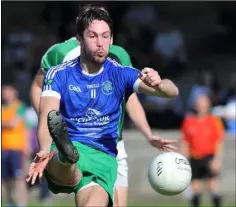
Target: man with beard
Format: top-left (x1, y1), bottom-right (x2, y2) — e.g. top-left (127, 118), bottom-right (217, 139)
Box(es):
top-left (26, 8), bottom-right (178, 207)
top-left (30, 3), bottom-right (168, 207)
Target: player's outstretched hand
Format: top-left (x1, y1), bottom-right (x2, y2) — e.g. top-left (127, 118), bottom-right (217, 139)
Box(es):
top-left (26, 150), bottom-right (50, 185)
top-left (148, 135), bottom-right (177, 152)
top-left (138, 68), bottom-right (162, 88)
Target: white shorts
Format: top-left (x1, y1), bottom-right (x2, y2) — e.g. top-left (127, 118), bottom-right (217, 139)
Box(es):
top-left (115, 140), bottom-right (128, 187)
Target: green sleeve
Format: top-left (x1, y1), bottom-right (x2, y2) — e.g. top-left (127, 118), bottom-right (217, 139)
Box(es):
top-left (109, 45), bottom-right (133, 67)
top-left (119, 47), bottom-right (133, 67)
top-left (16, 104), bottom-right (27, 117)
top-left (41, 44), bottom-right (64, 73)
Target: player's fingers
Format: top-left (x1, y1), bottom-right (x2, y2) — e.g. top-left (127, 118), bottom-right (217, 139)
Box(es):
top-left (162, 147), bottom-right (171, 152)
top-left (26, 164), bottom-right (35, 180)
top-left (151, 80), bottom-right (161, 86)
top-left (138, 73), bottom-right (146, 81)
top-left (165, 144), bottom-right (177, 151)
top-left (26, 174), bottom-right (32, 182)
top-left (164, 140), bottom-right (177, 144)
top-left (39, 171), bottom-right (43, 184)
top-left (31, 171), bottom-right (39, 185)
top-left (141, 67), bottom-right (153, 74)
top-left (28, 164), bottom-right (34, 174)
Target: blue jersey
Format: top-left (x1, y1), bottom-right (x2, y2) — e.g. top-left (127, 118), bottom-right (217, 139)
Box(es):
top-left (41, 57), bottom-right (142, 157)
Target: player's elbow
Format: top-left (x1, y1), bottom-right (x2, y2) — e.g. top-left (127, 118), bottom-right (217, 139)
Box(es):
top-left (162, 86), bottom-right (179, 98)
top-left (160, 79), bottom-right (179, 98)
top-left (30, 81), bottom-right (42, 113)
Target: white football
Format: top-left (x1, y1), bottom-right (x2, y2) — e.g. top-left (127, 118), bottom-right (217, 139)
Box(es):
top-left (148, 152), bottom-right (192, 196)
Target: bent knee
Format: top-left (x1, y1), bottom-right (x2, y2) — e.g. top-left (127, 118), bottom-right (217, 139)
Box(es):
top-left (77, 185), bottom-right (109, 207)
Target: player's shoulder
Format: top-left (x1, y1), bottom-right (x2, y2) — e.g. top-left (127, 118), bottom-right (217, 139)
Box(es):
top-left (106, 57), bottom-right (139, 74)
top-left (45, 58), bottom-right (78, 76)
top-left (183, 114), bottom-right (196, 123)
top-left (110, 44), bottom-right (128, 53)
top-left (208, 114), bottom-right (222, 123)
top-left (43, 37), bottom-right (78, 57)
top-left (109, 44), bottom-right (131, 60)
top-left (106, 57), bottom-right (123, 69)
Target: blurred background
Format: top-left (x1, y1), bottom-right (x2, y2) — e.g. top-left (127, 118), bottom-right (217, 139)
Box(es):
top-left (1, 1), bottom-right (236, 206)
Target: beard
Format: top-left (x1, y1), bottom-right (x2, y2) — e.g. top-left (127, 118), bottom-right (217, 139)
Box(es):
top-left (83, 47), bottom-right (108, 66)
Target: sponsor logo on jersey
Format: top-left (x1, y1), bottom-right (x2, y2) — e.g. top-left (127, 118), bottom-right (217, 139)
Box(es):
top-left (69, 85), bottom-right (82, 93)
top-left (70, 108), bottom-right (110, 126)
top-left (102, 81), bottom-right (113, 95)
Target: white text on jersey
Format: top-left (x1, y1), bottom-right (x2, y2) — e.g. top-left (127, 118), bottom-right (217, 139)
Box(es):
top-left (69, 85), bottom-right (82, 92)
top-left (87, 84), bottom-right (100, 89)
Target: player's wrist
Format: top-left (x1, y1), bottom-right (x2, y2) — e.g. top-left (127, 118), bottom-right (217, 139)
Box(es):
top-left (154, 79), bottom-right (179, 97)
top-left (38, 146), bottom-right (51, 155)
top-left (144, 132), bottom-right (154, 141)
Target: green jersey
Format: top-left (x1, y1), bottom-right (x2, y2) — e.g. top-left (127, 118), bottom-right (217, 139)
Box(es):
top-left (41, 37), bottom-right (132, 73)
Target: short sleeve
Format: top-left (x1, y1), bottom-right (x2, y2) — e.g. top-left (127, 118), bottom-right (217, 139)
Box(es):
top-left (214, 117), bottom-right (225, 141)
top-left (120, 66), bottom-right (142, 96)
top-left (41, 44), bottom-right (64, 73)
top-left (109, 45), bottom-right (133, 67)
top-left (119, 48), bottom-right (133, 67)
top-left (41, 65), bottom-right (63, 100)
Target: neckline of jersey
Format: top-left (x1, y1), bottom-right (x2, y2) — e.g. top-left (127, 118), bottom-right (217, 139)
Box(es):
top-left (77, 57), bottom-right (105, 77)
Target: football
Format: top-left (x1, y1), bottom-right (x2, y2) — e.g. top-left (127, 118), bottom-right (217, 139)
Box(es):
top-left (148, 152), bottom-right (192, 196)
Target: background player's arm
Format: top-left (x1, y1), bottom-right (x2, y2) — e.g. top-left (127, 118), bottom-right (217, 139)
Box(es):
top-left (214, 118), bottom-right (225, 159)
top-left (126, 94), bottom-right (152, 139)
top-left (209, 117), bottom-right (225, 173)
top-left (30, 44), bottom-right (62, 114)
top-left (180, 139), bottom-right (190, 158)
top-left (30, 69), bottom-right (45, 114)
top-left (117, 46), bottom-right (153, 139)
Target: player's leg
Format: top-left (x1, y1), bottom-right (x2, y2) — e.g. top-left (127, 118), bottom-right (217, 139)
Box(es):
top-left (45, 151), bottom-right (81, 186)
top-left (114, 140), bottom-right (128, 207)
top-left (114, 159), bottom-right (128, 207)
top-left (75, 184), bottom-right (109, 206)
top-left (206, 155), bottom-right (222, 207)
top-left (208, 178), bottom-right (222, 207)
top-left (45, 110), bottom-right (81, 186)
top-left (10, 150), bottom-right (28, 206)
top-left (189, 158), bottom-right (203, 207)
top-left (191, 179), bottom-right (202, 207)
top-left (74, 143), bottom-right (118, 207)
top-left (114, 186), bottom-right (128, 207)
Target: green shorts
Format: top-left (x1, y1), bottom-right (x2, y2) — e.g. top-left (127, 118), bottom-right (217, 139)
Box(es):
top-left (44, 141), bottom-right (118, 203)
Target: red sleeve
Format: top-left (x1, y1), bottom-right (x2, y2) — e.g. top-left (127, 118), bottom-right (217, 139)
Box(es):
top-left (213, 117), bottom-right (225, 141)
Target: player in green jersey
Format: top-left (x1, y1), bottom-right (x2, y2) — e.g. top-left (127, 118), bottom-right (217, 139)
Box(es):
top-left (30, 4), bottom-right (176, 206)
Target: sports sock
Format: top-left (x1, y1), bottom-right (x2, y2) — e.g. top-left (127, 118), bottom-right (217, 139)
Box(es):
top-left (212, 193), bottom-right (222, 207)
top-left (190, 194), bottom-right (201, 207)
